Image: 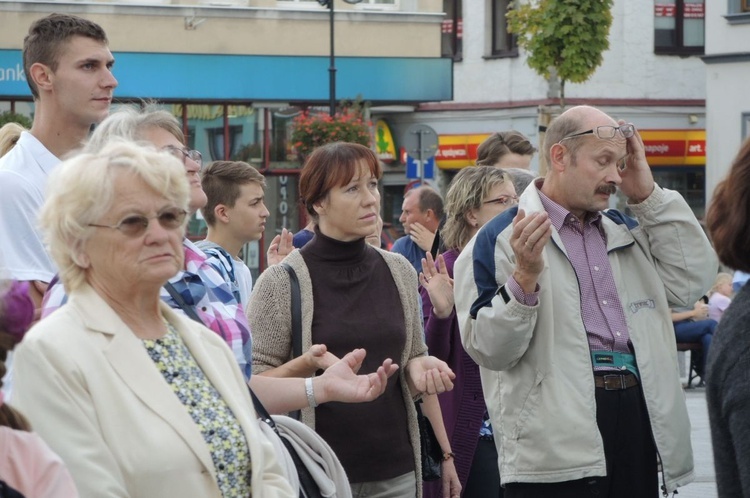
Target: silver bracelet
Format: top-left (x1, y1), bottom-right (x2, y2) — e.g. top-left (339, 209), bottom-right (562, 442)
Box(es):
top-left (305, 377), bottom-right (318, 408)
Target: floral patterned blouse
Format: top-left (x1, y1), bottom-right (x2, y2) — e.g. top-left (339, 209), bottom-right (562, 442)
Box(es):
top-left (142, 322), bottom-right (252, 497)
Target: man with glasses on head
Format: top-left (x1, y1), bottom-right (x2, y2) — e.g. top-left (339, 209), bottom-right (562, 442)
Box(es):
top-left (453, 105), bottom-right (717, 497)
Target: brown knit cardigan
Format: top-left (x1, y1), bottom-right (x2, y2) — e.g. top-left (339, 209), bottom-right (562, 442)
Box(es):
top-left (248, 248), bottom-right (428, 496)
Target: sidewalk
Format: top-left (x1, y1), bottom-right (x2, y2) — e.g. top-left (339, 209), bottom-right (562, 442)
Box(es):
top-left (673, 387), bottom-right (717, 498)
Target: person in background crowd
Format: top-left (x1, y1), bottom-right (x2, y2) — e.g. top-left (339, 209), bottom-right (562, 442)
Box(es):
top-left (249, 142), bottom-right (460, 498)
top-left (0, 14), bottom-right (117, 312)
top-left (0, 123), bottom-right (25, 158)
top-left (197, 160), bottom-right (271, 310)
top-left (293, 220), bottom-right (316, 248)
top-left (671, 299), bottom-right (716, 385)
top-left (454, 105), bottom-right (716, 497)
top-left (503, 168), bottom-right (536, 197)
top-left (475, 131), bottom-right (536, 170)
top-left (420, 166), bottom-right (515, 498)
top-left (708, 273), bottom-right (733, 323)
top-left (706, 137), bottom-right (750, 498)
top-left (392, 186), bottom-right (443, 274)
top-left (0, 276), bottom-right (78, 498)
top-left (13, 142), bottom-right (297, 497)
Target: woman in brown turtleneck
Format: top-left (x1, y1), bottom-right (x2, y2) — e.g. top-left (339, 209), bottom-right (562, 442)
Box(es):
top-left (249, 142), bottom-right (460, 498)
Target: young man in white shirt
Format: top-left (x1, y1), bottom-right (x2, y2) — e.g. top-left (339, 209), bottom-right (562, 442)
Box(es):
top-left (0, 14), bottom-right (117, 309)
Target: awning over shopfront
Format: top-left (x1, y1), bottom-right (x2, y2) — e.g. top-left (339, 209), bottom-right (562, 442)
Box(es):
top-left (434, 130), bottom-right (705, 169)
top-left (0, 50), bottom-right (452, 104)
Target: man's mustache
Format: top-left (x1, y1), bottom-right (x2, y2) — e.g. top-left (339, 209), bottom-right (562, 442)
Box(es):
top-left (596, 184), bottom-right (617, 195)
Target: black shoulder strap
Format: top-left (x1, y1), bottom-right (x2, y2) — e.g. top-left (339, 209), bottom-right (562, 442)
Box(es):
top-left (249, 387), bottom-right (278, 431)
top-left (281, 263), bottom-right (303, 359)
top-left (164, 282), bottom-right (205, 326)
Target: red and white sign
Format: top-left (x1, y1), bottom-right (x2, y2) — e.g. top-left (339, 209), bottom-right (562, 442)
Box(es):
top-left (654, 4), bottom-right (677, 17)
top-left (441, 19), bottom-right (463, 38)
top-left (684, 2), bottom-right (705, 19)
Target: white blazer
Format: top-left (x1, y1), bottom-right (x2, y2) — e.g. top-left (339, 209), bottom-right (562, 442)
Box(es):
top-left (12, 284), bottom-right (294, 498)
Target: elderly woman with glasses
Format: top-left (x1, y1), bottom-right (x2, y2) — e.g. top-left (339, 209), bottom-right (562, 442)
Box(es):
top-left (420, 166), bottom-right (516, 498)
top-left (12, 141), bottom-right (297, 497)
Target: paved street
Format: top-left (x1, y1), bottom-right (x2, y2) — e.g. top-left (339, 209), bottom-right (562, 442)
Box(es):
top-left (674, 387), bottom-right (717, 498)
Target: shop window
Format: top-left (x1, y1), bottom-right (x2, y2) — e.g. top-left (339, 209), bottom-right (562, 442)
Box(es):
top-left (270, 108), bottom-right (300, 164)
top-left (654, 0), bottom-right (704, 55)
top-left (441, 0), bottom-right (463, 60)
top-left (652, 167), bottom-right (706, 219)
top-left (207, 126), bottom-right (244, 161)
top-left (489, 0), bottom-right (517, 57)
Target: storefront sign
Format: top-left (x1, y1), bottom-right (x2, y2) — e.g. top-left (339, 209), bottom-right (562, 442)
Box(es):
top-left (375, 120), bottom-right (397, 163)
top-left (684, 3), bottom-right (705, 19)
top-left (435, 130), bottom-right (705, 169)
top-left (654, 4), bottom-right (677, 17)
top-left (435, 134), bottom-right (491, 169)
top-left (639, 130), bottom-right (705, 166)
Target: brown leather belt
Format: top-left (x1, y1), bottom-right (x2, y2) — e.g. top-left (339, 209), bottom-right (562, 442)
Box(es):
top-left (594, 373), bottom-right (639, 390)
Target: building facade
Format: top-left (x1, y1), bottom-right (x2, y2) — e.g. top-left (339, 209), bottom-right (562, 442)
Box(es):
top-left (703, 0), bottom-right (750, 201)
top-left (375, 0), bottom-right (708, 222)
top-left (0, 0), bottom-right (451, 274)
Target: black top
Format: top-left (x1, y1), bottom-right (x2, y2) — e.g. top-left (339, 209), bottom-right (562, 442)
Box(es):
top-left (300, 229), bottom-right (414, 483)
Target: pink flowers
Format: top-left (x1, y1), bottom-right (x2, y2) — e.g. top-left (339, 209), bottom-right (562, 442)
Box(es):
top-left (291, 109), bottom-right (372, 158)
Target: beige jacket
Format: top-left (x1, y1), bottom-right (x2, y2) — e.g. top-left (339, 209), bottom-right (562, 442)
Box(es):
top-left (248, 248), bottom-right (428, 495)
top-left (13, 284), bottom-right (295, 498)
top-left (454, 184), bottom-right (717, 493)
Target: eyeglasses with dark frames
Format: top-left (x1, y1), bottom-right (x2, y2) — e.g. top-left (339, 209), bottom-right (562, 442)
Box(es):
top-left (163, 145), bottom-right (203, 168)
top-left (559, 124), bottom-right (636, 143)
top-left (89, 207), bottom-right (188, 237)
top-left (483, 195), bottom-right (519, 207)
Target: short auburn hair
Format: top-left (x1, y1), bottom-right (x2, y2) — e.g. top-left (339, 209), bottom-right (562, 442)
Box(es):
top-left (299, 142), bottom-right (382, 220)
top-left (201, 161), bottom-right (266, 226)
top-left (706, 137), bottom-right (750, 273)
top-left (24, 14), bottom-right (108, 99)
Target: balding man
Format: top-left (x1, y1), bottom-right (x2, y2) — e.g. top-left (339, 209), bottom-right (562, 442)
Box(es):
top-left (392, 186), bottom-right (443, 273)
top-left (454, 105), bottom-right (717, 497)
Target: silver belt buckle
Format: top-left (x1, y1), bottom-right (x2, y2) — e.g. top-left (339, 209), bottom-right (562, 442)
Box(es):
top-left (603, 374), bottom-right (625, 390)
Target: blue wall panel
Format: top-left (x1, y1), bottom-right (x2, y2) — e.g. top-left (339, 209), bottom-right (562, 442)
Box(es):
top-left (0, 50), bottom-right (452, 103)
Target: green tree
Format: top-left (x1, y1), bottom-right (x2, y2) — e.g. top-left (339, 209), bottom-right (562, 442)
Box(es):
top-left (0, 111), bottom-right (32, 129)
top-left (507, 0), bottom-right (614, 107)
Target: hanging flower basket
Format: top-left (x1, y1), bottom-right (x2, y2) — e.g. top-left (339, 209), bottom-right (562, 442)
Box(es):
top-left (291, 109), bottom-right (372, 161)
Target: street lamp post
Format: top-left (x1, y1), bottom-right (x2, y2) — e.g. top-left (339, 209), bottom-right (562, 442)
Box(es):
top-left (317, 0), bottom-right (363, 117)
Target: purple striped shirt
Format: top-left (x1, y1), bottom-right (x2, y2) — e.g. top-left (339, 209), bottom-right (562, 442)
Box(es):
top-left (509, 189), bottom-right (632, 357)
